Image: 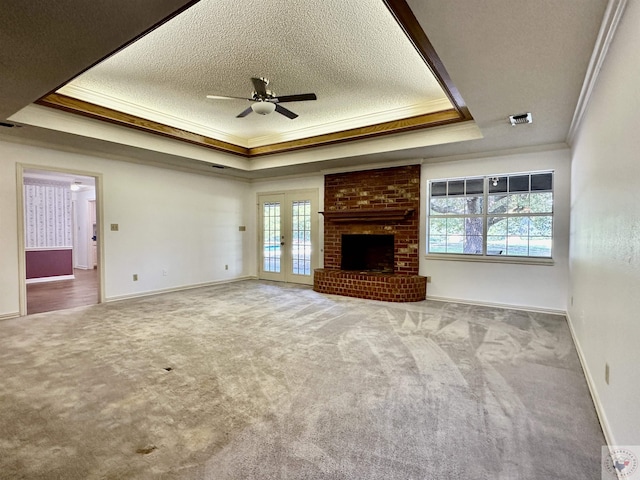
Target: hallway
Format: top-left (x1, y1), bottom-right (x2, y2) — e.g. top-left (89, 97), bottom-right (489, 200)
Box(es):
top-left (27, 268), bottom-right (98, 314)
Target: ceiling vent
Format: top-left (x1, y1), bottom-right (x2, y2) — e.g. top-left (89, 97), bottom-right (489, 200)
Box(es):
top-left (509, 112), bottom-right (532, 126)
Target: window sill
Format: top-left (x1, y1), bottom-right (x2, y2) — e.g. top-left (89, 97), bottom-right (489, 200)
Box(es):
top-left (424, 253), bottom-right (554, 266)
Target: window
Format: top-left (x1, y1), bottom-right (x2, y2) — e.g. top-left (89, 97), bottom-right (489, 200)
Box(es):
top-left (428, 172), bottom-right (553, 258)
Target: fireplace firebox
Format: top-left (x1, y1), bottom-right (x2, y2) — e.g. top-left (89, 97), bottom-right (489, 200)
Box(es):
top-left (341, 234), bottom-right (394, 273)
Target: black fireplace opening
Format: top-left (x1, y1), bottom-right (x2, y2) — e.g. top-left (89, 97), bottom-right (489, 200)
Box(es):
top-left (341, 234), bottom-right (394, 273)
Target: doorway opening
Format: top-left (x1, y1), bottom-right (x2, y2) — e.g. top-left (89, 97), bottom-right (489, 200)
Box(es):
top-left (19, 167), bottom-right (102, 315)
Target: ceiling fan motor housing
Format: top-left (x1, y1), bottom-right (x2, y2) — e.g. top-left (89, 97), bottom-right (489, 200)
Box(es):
top-left (252, 90), bottom-right (274, 101)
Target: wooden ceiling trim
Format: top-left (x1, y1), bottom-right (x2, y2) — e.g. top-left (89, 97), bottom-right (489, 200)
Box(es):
top-left (37, 93), bottom-right (465, 158)
top-left (42, 1), bottom-right (202, 100)
top-left (36, 93), bottom-right (248, 156)
top-left (382, 0), bottom-right (472, 121)
top-left (247, 109), bottom-right (463, 156)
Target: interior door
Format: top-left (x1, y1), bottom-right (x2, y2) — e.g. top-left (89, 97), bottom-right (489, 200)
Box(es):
top-left (258, 190), bottom-right (318, 285)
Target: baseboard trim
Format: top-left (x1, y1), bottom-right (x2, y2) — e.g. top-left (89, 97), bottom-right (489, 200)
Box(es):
top-left (104, 276), bottom-right (258, 303)
top-left (26, 274), bottom-right (75, 284)
top-left (565, 311), bottom-right (616, 447)
top-left (426, 295), bottom-right (566, 316)
top-left (0, 311), bottom-right (21, 321)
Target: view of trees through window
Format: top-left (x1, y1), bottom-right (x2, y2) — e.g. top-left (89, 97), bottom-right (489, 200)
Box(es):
top-left (428, 172), bottom-right (553, 257)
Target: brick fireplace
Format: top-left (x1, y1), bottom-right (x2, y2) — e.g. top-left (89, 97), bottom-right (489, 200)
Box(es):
top-left (313, 165), bottom-right (427, 302)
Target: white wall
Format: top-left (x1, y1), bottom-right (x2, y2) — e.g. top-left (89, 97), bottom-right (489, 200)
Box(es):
top-left (420, 148), bottom-right (571, 312)
top-left (568, 0), bottom-right (640, 445)
top-left (0, 139), bottom-right (573, 318)
top-left (0, 140), bottom-right (251, 316)
top-left (0, 150), bottom-right (20, 318)
top-left (248, 156), bottom-right (571, 314)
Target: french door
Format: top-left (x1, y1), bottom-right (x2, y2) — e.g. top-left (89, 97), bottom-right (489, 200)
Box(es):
top-left (258, 189), bottom-right (318, 285)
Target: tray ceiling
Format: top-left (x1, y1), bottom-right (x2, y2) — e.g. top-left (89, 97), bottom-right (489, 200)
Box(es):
top-left (39, 0), bottom-right (469, 157)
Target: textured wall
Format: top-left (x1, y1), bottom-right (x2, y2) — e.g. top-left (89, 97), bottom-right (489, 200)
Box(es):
top-left (323, 165), bottom-right (421, 275)
top-left (568, 0), bottom-right (640, 445)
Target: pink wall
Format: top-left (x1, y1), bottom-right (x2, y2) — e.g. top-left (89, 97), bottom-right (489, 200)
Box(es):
top-left (26, 249), bottom-right (73, 279)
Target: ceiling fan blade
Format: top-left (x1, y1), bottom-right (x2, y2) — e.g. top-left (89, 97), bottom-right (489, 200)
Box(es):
top-left (275, 104), bottom-right (298, 119)
top-left (236, 106), bottom-right (253, 118)
top-left (273, 93), bottom-right (317, 103)
top-left (251, 77), bottom-right (268, 97)
top-left (206, 95), bottom-right (252, 101)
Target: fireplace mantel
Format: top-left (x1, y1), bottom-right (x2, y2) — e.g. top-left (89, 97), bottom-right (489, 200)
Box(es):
top-left (320, 208), bottom-right (414, 223)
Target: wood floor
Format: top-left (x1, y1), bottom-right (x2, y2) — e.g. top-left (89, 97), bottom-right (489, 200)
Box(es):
top-left (27, 268), bottom-right (99, 314)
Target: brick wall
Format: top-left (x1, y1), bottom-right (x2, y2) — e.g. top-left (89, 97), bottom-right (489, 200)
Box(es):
top-left (323, 164), bottom-right (421, 275)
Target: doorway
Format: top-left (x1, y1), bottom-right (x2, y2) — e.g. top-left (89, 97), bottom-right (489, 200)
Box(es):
top-left (258, 189), bottom-right (319, 285)
top-left (19, 166), bottom-right (102, 315)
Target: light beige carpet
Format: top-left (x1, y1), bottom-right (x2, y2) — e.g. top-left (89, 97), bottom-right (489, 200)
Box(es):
top-left (0, 280), bottom-right (605, 479)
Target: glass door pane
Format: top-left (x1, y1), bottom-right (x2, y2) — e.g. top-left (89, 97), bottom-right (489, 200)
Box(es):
top-left (258, 189), bottom-right (317, 285)
top-left (291, 200), bottom-right (311, 276)
top-left (263, 202), bottom-right (281, 273)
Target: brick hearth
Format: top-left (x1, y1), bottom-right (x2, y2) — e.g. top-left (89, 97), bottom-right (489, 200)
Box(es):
top-left (314, 165), bottom-right (427, 302)
top-left (314, 269), bottom-right (427, 302)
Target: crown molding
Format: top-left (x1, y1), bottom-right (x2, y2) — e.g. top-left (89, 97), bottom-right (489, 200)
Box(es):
top-left (58, 84), bottom-right (247, 146)
top-left (247, 98), bottom-right (452, 147)
top-left (567, 0), bottom-right (628, 145)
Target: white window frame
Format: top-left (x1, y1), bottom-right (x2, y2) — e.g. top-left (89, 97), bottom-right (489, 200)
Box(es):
top-left (426, 171), bottom-right (555, 265)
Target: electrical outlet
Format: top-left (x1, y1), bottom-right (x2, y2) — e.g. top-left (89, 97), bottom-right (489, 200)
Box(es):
top-left (133, 274), bottom-right (138, 281)
top-left (225, 265), bottom-right (228, 270)
top-left (239, 226), bottom-right (246, 232)
top-left (605, 363), bottom-right (610, 385)
top-left (111, 223), bottom-right (119, 231)
top-left (162, 269), bottom-right (167, 276)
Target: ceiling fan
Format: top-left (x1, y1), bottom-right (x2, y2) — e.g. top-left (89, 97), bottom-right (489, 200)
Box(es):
top-left (206, 77), bottom-right (317, 119)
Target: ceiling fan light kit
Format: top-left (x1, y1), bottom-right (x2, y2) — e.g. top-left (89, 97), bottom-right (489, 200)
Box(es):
top-left (251, 101), bottom-right (276, 115)
top-left (207, 77), bottom-right (317, 119)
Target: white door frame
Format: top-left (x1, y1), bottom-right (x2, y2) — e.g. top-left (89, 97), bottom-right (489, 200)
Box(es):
top-left (16, 163), bottom-right (104, 316)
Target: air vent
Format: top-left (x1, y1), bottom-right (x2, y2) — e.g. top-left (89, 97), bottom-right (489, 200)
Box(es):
top-left (509, 112), bottom-right (532, 126)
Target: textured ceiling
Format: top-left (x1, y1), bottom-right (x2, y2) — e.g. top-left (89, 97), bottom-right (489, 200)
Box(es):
top-left (0, 0), bottom-right (196, 121)
top-left (1, 0), bottom-right (611, 178)
top-left (57, 0), bottom-right (451, 148)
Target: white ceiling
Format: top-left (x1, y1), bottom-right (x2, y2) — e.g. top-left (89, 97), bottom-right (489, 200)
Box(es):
top-left (57, 0), bottom-right (451, 148)
top-left (0, 0), bottom-right (197, 121)
top-left (0, 0), bottom-right (610, 179)
top-left (23, 168), bottom-right (96, 191)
